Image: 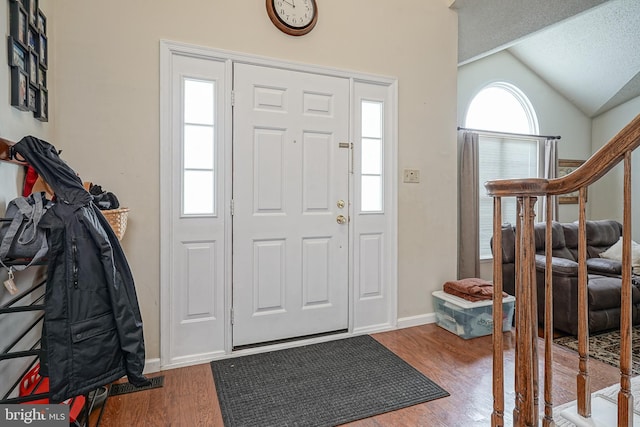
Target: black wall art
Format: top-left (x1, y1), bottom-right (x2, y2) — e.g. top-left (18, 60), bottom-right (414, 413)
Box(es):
top-left (7, 0), bottom-right (48, 121)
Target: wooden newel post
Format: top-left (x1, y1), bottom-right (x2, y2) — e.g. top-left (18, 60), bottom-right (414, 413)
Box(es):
top-left (514, 196), bottom-right (539, 426)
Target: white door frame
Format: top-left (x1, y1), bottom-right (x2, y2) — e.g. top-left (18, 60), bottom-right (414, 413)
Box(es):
top-left (160, 40), bottom-right (398, 369)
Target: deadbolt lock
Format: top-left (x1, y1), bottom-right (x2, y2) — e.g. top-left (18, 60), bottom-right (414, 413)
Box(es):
top-left (337, 200), bottom-right (345, 209)
top-left (336, 215), bottom-right (347, 225)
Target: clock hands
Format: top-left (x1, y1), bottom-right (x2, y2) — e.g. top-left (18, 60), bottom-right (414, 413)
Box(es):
top-left (282, 0), bottom-right (295, 7)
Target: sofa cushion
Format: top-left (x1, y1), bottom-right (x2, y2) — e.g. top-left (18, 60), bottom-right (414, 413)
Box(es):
top-left (535, 254), bottom-right (578, 276)
top-left (588, 275), bottom-right (640, 310)
top-left (586, 220), bottom-right (622, 257)
top-left (491, 223), bottom-right (516, 264)
top-left (586, 257), bottom-right (622, 276)
top-left (533, 221), bottom-right (563, 249)
top-left (562, 223), bottom-right (579, 261)
top-left (534, 221), bottom-right (576, 260)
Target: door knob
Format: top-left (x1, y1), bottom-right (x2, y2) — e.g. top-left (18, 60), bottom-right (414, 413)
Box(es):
top-left (336, 215), bottom-right (347, 224)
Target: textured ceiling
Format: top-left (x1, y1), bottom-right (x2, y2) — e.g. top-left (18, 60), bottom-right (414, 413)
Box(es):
top-left (454, 0), bottom-right (640, 118)
top-left (453, 0), bottom-right (607, 65)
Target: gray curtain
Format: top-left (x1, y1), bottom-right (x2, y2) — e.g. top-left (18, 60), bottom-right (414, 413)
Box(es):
top-left (458, 131), bottom-right (480, 279)
top-left (541, 138), bottom-right (558, 221)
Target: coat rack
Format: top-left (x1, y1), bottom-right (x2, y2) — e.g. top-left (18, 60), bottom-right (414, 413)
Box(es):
top-left (0, 135), bottom-right (106, 426)
top-left (0, 136), bottom-right (28, 165)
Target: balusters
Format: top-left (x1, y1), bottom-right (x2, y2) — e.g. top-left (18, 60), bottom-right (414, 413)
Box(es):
top-left (618, 151), bottom-right (633, 426)
top-left (512, 196), bottom-right (539, 426)
top-left (577, 187), bottom-right (591, 417)
top-left (542, 196), bottom-right (554, 427)
top-left (487, 113), bottom-right (640, 426)
top-left (492, 196), bottom-right (505, 427)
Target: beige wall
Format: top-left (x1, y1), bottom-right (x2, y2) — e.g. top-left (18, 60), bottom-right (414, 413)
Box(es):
top-left (0, 0), bottom-right (53, 395)
top-left (0, 1), bottom-right (53, 207)
top-left (590, 96), bottom-right (640, 241)
top-left (50, 0), bottom-right (459, 359)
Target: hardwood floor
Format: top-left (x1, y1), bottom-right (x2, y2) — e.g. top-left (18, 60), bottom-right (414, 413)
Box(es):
top-left (91, 324), bottom-right (621, 427)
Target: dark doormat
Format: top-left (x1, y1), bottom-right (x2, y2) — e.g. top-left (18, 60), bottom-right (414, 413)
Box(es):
top-left (210, 335), bottom-right (449, 427)
top-left (109, 375), bottom-right (165, 396)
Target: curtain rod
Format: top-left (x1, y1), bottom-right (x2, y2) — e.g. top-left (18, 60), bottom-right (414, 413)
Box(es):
top-left (457, 127), bottom-right (561, 141)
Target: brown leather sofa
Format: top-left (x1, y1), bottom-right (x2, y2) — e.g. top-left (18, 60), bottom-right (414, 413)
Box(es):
top-left (492, 219), bottom-right (640, 335)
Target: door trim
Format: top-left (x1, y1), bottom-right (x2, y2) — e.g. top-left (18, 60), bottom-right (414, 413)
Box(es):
top-left (160, 39), bottom-right (398, 369)
top-left (159, 41), bottom-right (234, 368)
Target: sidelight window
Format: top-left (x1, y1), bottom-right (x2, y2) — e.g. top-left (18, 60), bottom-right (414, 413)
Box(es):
top-left (361, 100), bottom-right (383, 212)
top-left (183, 78), bottom-right (216, 216)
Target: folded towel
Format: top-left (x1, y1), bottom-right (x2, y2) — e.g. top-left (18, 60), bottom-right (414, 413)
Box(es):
top-left (443, 278), bottom-right (508, 302)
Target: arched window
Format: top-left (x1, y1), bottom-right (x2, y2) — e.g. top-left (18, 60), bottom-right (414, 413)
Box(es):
top-left (465, 83), bottom-right (538, 134)
top-left (465, 83), bottom-right (541, 259)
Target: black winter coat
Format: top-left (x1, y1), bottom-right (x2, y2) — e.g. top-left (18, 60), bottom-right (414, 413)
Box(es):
top-left (14, 136), bottom-right (148, 403)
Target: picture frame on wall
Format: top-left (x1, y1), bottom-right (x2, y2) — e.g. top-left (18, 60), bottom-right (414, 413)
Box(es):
top-left (9, 0), bottom-right (48, 115)
top-left (28, 84), bottom-right (38, 111)
top-left (8, 37), bottom-right (27, 72)
top-left (28, 26), bottom-right (37, 50)
top-left (38, 65), bottom-right (46, 87)
top-left (28, 49), bottom-right (38, 84)
top-left (10, 1), bottom-right (28, 48)
top-left (35, 87), bottom-right (48, 121)
top-left (37, 10), bottom-right (46, 33)
top-left (558, 159), bottom-right (587, 204)
top-left (25, 0), bottom-right (38, 26)
top-left (11, 67), bottom-right (29, 111)
top-left (38, 33), bottom-right (47, 68)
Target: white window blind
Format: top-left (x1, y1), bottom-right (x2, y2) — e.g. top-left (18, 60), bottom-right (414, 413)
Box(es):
top-left (478, 135), bottom-right (540, 259)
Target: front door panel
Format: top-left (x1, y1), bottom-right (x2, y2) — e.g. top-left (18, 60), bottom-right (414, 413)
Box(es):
top-left (232, 63), bottom-right (350, 347)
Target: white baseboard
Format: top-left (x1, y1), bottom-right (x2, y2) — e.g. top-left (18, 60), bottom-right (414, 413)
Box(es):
top-left (158, 351), bottom-right (229, 372)
top-left (352, 323), bottom-right (396, 335)
top-left (396, 313), bottom-right (436, 329)
top-left (353, 313), bottom-right (437, 333)
top-left (143, 358), bottom-right (161, 374)
top-left (151, 314), bottom-right (437, 373)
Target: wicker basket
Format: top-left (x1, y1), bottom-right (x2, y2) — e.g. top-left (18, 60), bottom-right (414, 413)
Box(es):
top-left (102, 208), bottom-right (129, 241)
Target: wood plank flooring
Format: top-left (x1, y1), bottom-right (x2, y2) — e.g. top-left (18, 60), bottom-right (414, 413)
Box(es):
top-left (91, 324), bottom-right (621, 427)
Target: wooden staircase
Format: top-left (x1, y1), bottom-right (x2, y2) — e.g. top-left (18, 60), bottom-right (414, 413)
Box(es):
top-left (485, 113), bottom-right (640, 426)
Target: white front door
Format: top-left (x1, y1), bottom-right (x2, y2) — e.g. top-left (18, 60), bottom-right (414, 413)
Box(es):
top-left (232, 63), bottom-right (350, 347)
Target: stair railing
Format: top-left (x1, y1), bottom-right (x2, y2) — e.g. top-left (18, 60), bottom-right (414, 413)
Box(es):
top-left (485, 113), bottom-right (640, 427)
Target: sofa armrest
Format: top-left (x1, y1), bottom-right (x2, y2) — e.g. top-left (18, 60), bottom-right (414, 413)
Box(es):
top-left (586, 257), bottom-right (622, 276)
top-left (535, 254), bottom-right (578, 276)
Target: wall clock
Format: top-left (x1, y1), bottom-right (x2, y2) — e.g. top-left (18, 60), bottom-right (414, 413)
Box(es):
top-left (266, 0), bottom-right (318, 36)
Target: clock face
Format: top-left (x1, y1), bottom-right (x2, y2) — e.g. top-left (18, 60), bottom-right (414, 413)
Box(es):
top-left (274, 0), bottom-right (315, 28)
top-left (267, 0), bottom-right (317, 36)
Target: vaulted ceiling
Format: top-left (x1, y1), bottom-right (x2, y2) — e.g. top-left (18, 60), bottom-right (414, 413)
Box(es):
top-left (453, 0), bottom-right (640, 118)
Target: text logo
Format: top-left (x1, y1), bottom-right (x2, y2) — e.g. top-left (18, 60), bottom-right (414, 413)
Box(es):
top-left (0, 405), bottom-right (68, 426)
